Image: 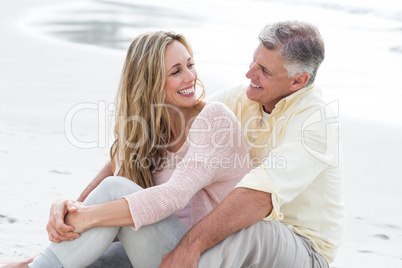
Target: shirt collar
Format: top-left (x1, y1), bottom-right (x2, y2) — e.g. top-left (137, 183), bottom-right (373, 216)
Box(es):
top-left (245, 84), bottom-right (317, 115)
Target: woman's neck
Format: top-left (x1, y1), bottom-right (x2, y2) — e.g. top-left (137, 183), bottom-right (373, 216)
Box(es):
top-left (168, 107), bottom-right (194, 140)
top-left (167, 101), bottom-right (206, 151)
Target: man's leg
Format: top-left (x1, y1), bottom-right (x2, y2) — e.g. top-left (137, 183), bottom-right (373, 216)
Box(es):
top-left (198, 220), bottom-right (328, 268)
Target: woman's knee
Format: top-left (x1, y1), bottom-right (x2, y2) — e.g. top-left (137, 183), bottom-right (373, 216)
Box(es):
top-left (100, 176), bottom-right (141, 190)
top-left (84, 176), bottom-right (143, 205)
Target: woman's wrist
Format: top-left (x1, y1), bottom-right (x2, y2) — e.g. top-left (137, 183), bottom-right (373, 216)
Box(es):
top-left (80, 205), bottom-right (101, 229)
top-left (77, 200), bottom-right (133, 230)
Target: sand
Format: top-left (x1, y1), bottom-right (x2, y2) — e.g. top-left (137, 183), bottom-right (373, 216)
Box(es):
top-left (1, 0), bottom-right (402, 267)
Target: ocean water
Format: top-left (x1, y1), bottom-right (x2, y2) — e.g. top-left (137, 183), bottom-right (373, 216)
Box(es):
top-left (21, 0), bottom-right (402, 127)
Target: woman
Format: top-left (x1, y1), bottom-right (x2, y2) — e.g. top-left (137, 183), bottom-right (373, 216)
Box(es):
top-left (26, 31), bottom-right (251, 267)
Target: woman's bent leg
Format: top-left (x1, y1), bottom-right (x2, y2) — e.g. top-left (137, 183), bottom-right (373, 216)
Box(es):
top-left (30, 176), bottom-right (142, 268)
top-left (86, 241), bottom-right (132, 268)
top-left (118, 214), bottom-right (188, 268)
top-left (88, 214), bottom-right (188, 268)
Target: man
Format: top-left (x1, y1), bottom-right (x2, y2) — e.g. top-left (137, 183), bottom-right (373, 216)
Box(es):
top-left (159, 21), bottom-right (344, 267)
top-left (47, 21), bottom-right (343, 267)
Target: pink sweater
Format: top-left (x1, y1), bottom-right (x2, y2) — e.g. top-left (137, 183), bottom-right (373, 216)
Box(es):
top-left (123, 102), bottom-right (251, 230)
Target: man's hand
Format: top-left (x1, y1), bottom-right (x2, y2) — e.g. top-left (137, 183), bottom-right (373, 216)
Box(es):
top-left (159, 246), bottom-right (200, 268)
top-left (46, 199), bottom-right (80, 243)
top-left (160, 188), bottom-right (271, 267)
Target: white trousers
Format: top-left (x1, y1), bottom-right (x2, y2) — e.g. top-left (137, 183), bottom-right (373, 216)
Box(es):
top-left (29, 176), bottom-right (188, 268)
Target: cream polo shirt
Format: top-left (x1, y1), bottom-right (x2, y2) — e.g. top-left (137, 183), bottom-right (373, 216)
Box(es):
top-left (207, 84), bottom-right (344, 264)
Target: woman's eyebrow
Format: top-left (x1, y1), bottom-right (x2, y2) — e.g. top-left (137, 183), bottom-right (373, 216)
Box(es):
top-left (168, 57), bottom-right (193, 72)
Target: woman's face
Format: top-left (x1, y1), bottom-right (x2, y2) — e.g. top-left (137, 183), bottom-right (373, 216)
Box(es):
top-left (164, 40), bottom-right (198, 108)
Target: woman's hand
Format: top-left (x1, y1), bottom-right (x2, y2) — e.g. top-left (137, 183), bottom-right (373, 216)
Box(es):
top-left (64, 202), bottom-right (92, 234)
top-left (51, 199), bottom-right (134, 237)
top-left (46, 199), bottom-right (80, 243)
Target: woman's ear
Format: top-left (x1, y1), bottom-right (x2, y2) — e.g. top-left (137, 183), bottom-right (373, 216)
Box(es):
top-left (289, 73), bottom-right (310, 92)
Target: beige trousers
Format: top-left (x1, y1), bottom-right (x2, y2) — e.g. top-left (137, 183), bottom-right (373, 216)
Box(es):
top-left (198, 220), bottom-right (328, 268)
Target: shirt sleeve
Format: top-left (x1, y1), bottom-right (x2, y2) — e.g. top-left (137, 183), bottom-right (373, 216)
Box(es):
top-left (124, 102), bottom-right (251, 230)
top-left (236, 105), bottom-right (339, 221)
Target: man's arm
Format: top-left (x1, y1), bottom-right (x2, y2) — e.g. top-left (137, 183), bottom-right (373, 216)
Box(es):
top-left (160, 187), bottom-right (272, 267)
top-left (47, 161), bottom-right (113, 242)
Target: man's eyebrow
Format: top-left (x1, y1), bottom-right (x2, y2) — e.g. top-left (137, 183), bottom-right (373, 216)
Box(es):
top-left (258, 63), bottom-right (272, 75)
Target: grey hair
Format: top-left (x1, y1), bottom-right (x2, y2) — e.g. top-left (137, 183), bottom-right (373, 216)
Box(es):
top-left (258, 21), bottom-right (325, 87)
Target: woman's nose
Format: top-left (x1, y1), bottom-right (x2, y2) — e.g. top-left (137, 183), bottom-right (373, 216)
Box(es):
top-left (184, 68), bottom-right (196, 82)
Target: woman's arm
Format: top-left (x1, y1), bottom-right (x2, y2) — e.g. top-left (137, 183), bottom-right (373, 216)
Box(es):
top-left (65, 199), bottom-right (133, 234)
top-left (123, 103), bottom-right (251, 230)
top-left (64, 103), bottom-right (249, 235)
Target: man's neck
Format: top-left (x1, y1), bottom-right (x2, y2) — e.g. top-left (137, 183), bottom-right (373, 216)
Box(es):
top-left (262, 105), bottom-right (271, 114)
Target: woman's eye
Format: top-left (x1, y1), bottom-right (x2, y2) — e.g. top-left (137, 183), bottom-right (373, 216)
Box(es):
top-left (171, 69), bottom-right (180, 75)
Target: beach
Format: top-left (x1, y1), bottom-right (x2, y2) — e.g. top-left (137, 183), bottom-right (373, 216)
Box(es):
top-left (1, 0), bottom-right (402, 266)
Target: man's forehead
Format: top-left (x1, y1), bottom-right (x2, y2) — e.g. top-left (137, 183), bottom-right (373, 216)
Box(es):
top-left (253, 44), bottom-right (286, 72)
top-left (253, 44), bottom-right (271, 62)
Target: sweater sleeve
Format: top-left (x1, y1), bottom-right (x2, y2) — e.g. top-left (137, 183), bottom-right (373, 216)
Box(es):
top-left (123, 102), bottom-right (251, 230)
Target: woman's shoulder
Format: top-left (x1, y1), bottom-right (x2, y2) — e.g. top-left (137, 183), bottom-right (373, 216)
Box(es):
top-left (191, 101), bottom-right (239, 132)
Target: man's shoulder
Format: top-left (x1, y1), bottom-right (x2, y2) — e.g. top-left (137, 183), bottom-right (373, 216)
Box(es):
top-left (286, 85), bottom-right (327, 118)
top-left (206, 85), bottom-right (248, 107)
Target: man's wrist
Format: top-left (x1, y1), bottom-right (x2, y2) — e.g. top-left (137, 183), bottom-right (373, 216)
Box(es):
top-left (180, 231), bottom-right (204, 257)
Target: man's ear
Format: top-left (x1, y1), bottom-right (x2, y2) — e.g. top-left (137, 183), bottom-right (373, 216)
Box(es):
top-left (289, 73), bottom-right (309, 92)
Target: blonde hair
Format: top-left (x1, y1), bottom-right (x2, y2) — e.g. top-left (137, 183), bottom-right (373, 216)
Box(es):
top-left (110, 31), bottom-right (205, 188)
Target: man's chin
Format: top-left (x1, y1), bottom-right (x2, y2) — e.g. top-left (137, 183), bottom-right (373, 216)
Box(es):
top-left (246, 86), bottom-right (260, 102)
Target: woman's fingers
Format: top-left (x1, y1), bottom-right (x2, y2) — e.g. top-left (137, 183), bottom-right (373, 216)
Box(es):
top-left (47, 223), bottom-right (79, 242)
top-left (46, 224), bottom-right (62, 243)
top-left (66, 200), bottom-right (77, 212)
top-left (48, 232), bottom-right (61, 243)
top-left (46, 199), bottom-right (80, 242)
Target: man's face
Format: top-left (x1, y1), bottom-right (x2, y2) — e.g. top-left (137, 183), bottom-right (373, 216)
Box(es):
top-left (245, 42), bottom-right (296, 113)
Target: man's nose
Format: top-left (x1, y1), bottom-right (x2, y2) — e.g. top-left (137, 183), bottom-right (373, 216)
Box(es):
top-left (246, 62), bottom-right (257, 80)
